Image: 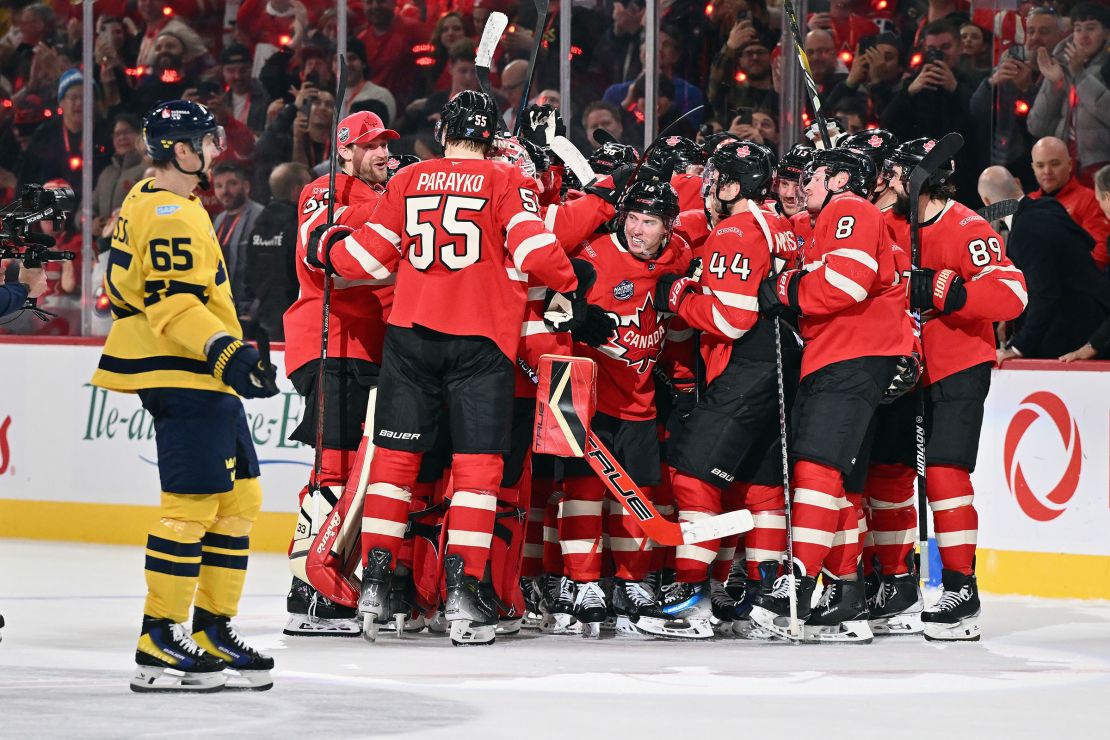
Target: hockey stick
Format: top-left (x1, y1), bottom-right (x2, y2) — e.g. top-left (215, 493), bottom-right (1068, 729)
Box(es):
top-left (976, 198), bottom-right (1019, 223)
top-left (549, 136), bottom-right (596, 187)
top-left (475, 11), bottom-right (508, 101)
top-left (307, 55), bottom-right (348, 538)
top-left (520, 358), bottom-right (754, 546)
top-left (907, 132), bottom-right (964, 586)
top-left (513, 0), bottom-right (550, 136)
top-left (782, 0), bottom-right (832, 148)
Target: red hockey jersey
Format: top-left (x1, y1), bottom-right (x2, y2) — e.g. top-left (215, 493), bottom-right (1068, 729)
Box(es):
top-left (673, 209), bottom-right (711, 259)
top-left (671, 173), bottom-right (705, 213)
top-left (915, 200), bottom-right (1028, 384)
top-left (790, 210), bottom-right (814, 257)
top-left (794, 193), bottom-right (914, 378)
top-left (283, 173), bottom-right (392, 375)
top-left (326, 158), bottom-right (578, 361)
top-left (577, 232), bottom-right (692, 419)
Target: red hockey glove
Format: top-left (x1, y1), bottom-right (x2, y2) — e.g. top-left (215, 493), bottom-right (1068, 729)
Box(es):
top-left (306, 224), bottom-right (353, 273)
top-left (655, 273), bottom-right (697, 314)
top-left (909, 268), bottom-right (966, 314)
top-left (757, 269), bottom-right (802, 318)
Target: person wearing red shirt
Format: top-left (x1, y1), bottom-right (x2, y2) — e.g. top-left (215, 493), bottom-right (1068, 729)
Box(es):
top-left (358, 0), bottom-right (423, 108)
top-left (1028, 136), bottom-right (1110, 271)
top-left (281, 111), bottom-right (398, 638)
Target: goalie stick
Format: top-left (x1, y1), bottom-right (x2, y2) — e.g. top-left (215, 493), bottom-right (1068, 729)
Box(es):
top-left (520, 358), bottom-right (754, 546)
top-left (549, 135), bottom-right (596, 188)
top-left (908, 132), bottom-right (965, 585)
top-left (475, 11), bottom-right (508, 100)
top-left (514, 0), bottom-right (550, 136)
top-left (977, 198), bottom-right (1019, 223)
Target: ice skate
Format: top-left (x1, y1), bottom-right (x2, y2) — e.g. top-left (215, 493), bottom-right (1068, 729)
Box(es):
top-left (803, 578), bottom-right (873, 644)
top-left (709, 579), bottom-right (737, 635)
top-left (923, 570), bottom-right (981, 642)
top-left (655, 581), bottom-right (714, 640)
top-left (611, 578), bottom-right (676, 638)
top-left (539, 574), bottom-right (577, 634)
top-left (869, 573), bottom-right (924, 635)
top-left (283, 577), bottom-right (361, 638)
top-left (382, 569), bottom-right (426, 637)
top-left (599, 577), bottom-right (618, 632)
top-left (443, 555), bottom-right (498, 646)
top-left (731, 562), bottom-right (780, 640)
top-left (572, 581), bottom-right (607, 639)
top-left (425, 608), bottom-right (448, 634)
top-left (131, 617), bottom-right (227, 693)
top-left (190, 607), bottom-right (274, 690)
top-left (521, 576), bottom-right (544, 630)
top-left (749, 568), bottom-right (817, 641)
top-left (358, 548), bottom-right (395, 642)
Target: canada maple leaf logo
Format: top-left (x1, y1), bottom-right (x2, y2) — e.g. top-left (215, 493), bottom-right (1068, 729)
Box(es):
top-left (598, 293), bottom-right (668, 374)
top-left (666, 136), bottom-right (681, 146)
top-left (923, 139), bottom-right (936, 152)
top-left (737, 145), bottom-right (751, 157)
top-left (868, 135), bottom-right (883, 148)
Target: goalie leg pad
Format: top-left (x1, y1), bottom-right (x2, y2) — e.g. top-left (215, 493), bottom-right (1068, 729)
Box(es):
top-left (533, 355), bottom-right (596, 458)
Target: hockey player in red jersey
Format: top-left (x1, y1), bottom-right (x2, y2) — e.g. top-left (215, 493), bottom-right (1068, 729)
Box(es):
top-left (309, 91), bottom-right (589, 646)
top-left (557, 178), bottom-right (692, 638)
top-left (654, 141), bottom-right (800, 639)
top-left (753, 147), bottom-right (915, 643)
top-left (775, 144), bottom-right (815, 220)
top-left (887, 137), bottom-right (1028, 641)
top-left (282, 110), bottom-right (398, 638)
top-left (647, 135), bottom-right (706, 212)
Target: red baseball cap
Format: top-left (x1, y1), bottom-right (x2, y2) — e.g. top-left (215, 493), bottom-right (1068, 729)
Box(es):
top-left (336, 111), bottom-right (399, 148)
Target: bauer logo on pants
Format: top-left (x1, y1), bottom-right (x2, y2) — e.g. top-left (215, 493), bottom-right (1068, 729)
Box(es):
top-left (1003, 391), bottom-right (1082, 522)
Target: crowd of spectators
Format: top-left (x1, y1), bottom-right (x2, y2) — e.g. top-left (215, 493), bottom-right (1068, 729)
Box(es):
top-left (0, 0), bottom-right (1107, 359)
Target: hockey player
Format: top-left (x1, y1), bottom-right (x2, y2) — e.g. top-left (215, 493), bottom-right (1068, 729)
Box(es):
top-left (309, 91), bottom-right (588, 646)
top-left (654, 141), bottom-right (799, 640)
top-left (774, 144), bottom-right (815, 219)
top-left (886, 137), bottom-right (1028, 641)
top-left (282, 110), bottom-right (399, 638)
top-left (559, 178), bottom-right (691, 638)
top-left (93, 100), bottom-right (278, 691)
top-left (753, 147), bottom-right (915, 643)
top-left (647, 135), bottom-right (707, 211)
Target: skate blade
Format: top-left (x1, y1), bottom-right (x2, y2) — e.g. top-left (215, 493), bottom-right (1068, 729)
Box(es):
top-left (625, 616), bottom-right (714, 640)
top-left (748, 606), bottom-right (804, 642)
top-left (923, 614), bottom-right (981, 642)
top-left (130, 665), bottom-right (226, 693)
top-left (521, 613), bottom-right (543, 631)
top-left (711, 617), bottom-right (734, 636)
top-left (449, 620), bottom-right (496, 646)
top-left (802, 619), bottom-right (874, 644)
top-left (732, 618), bottom-right (781, 642)
top-left (601, 616), bottom-right (617, 633)
top-left (382, 612), bottom-right (425, 638)
top-left (614, 616), bottom-right (654, 638)
top-left (496, 618), bottom-right (523, 636)
top-left (362, 615), bottom-right (380, 643)
top-left (283, 615), bottom-right (362, 638)
top-left (539, 612), bottom-right (577, 635)
top-left (870, 612), bottom-right (924, 636)
top-left (579, 621), bottom-right (602, 639)
top-left (221, 669), bottom-right (274, 691)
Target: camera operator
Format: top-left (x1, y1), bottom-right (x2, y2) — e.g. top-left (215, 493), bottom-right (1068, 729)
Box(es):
top-left (1, 263), bottom-right (47, 317)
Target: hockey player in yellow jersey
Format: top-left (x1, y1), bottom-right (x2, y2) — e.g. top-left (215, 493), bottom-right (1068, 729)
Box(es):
top-left (92, 100), bottom-right (279, 693)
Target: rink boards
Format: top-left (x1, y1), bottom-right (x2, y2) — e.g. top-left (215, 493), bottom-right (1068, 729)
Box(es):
top-left (0, 339), bottom-right (1107, 599)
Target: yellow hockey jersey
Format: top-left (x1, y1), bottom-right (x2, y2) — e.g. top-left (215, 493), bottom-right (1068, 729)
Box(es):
top-left (92, 179), bottom-right (243, 394)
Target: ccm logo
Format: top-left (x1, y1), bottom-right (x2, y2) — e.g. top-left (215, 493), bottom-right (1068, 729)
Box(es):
top-left (379, 430), bottom-right (421, 440)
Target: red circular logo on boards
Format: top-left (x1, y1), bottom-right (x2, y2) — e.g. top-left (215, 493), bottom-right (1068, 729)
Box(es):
top-left (1003, 392), bottom-right (1081, 521)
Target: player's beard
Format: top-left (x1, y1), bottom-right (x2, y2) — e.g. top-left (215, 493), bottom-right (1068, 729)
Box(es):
top-left (892, 190), bottom-right (910, 218)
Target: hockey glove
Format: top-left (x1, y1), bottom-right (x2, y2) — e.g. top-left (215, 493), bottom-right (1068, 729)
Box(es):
top-left (909, 268), bottom-right (966, 314)
top-left (206, 335), bottom-right (280, 399)
top-left (306, 224), bottom-right (353, 273)
top-left (543, 258), bottom-right (596, 333)
top-left (655, 273), bottom-right (697, 314)
top-left (686, 256), bottom-right (703, 281)
top-left (520, 104), bottom-right (565, 151)
top-left (571, 304), bottom-right (617, 347)
top-left (757, 269), bottom-right (802, 318)
top-left (881, 352), bottom-right (922, 404)
top-left (584, 164), bottom-right (636, 206)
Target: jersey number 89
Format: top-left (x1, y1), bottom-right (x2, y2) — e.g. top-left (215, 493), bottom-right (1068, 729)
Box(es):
top-left (967, 237), bottom-right (1002, 267)
top-left (406, 195), bottom-right (487, 271)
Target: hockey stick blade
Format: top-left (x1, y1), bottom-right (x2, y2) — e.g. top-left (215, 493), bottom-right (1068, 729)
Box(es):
top-left (593, 128), bottom-right (619, 146)
top-left (475, 11), bottom-right (508, 100)
top-left (680, 509), bottom-right (755, 543)
top-left (550, 136), bottom-right (597, 188)
top-left (909, 133), bottom-right (963, 193)
top-left (977, 198), bottom-right (1019, 222)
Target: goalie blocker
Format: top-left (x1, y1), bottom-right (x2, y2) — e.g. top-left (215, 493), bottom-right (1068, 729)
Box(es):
top-left (530, 355), bottom-right (753, 546)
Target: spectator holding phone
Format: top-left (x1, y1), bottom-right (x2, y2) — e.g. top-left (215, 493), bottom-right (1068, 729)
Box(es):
top-left (709, 22), bottom-right (778, 117)
top-left (827, 31), bottom-right (905, 124)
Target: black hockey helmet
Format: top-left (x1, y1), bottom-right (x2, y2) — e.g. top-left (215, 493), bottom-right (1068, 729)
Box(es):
top-left (886, 136), bottom-right (956, 190)
top-left (589, 141), bottom-right (640, 175)
top-left (699, 130), bottom-right (741, 158)
top-left (619, 179), bottom-right (680, 225)
top-left (705, 140), bottom-right (777, 202)
top-left (777, 143), bottom-right (815, 182)
top-left (436, 90), bottom-right (498, 147)
top-left (143, 99), bottom-right (223, 162)
top-left (647, 134), bottom-right (705, 176)
top-left (802, 147), bottom-right (876, 199)
top-left (839, 128), bottom-right (900, 190)
top-left (386, 154), bottom-right (421, 180)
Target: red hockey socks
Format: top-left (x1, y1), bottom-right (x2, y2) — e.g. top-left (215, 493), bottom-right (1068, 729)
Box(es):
top-left (559, 476), bottom-right (605, 582)
top-left (361, 447), bottom-right (423, 569)
top-left (671, 472), bottom-right (722, 583)
top-left (790, 460), bottom-right (845, 576)
top-left (522, 476), bottom-right (553, 579)
top-left (606, 495), bottom-right (653, 581)
top-left (866, 463), bottom-right (916, 575)
top-left (742, 483), bottom-right (787, 580)
top-left (446, 453), bottom-right (504, 580)
top-left (927, 464), bottom-right (977, 575)
top-left (824, 493), bottom-right (863, 578)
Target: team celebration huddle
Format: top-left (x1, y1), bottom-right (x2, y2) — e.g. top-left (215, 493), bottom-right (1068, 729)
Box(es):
top-left (93, 15), bottom-right (1027, 695)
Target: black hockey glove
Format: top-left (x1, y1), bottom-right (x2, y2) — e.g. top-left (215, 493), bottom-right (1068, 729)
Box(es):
top-left (306, 223), bottom-right (353, 273)
top-left (543, 258), bottom-right (596, 333)
top-left (655, 272), bottom-right (697, 314)
top-left (909, 268), bottom-right (966, 315)
top-left (881, 352), bottom-right (922, 404)
top-left (520, 104), bottom-right (566, 151)
top-left (206, 335), bottom-right (280, 399)
top-left (686, 256), bottom-right (703, 280)
top-left (757, 269), bottom-right (802, 318)
top-left (584, 164), bottom-right (636, 206)
top-left (572, 304), bottom-right (617, 347)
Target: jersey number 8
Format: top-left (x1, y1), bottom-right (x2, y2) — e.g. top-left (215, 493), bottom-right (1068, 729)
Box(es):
top-left (406, 195), bottom-right (487, 271)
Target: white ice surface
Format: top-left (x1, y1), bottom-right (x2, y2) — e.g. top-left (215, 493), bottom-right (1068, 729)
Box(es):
top-left (1, 540), bottom-right (1108, 740)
